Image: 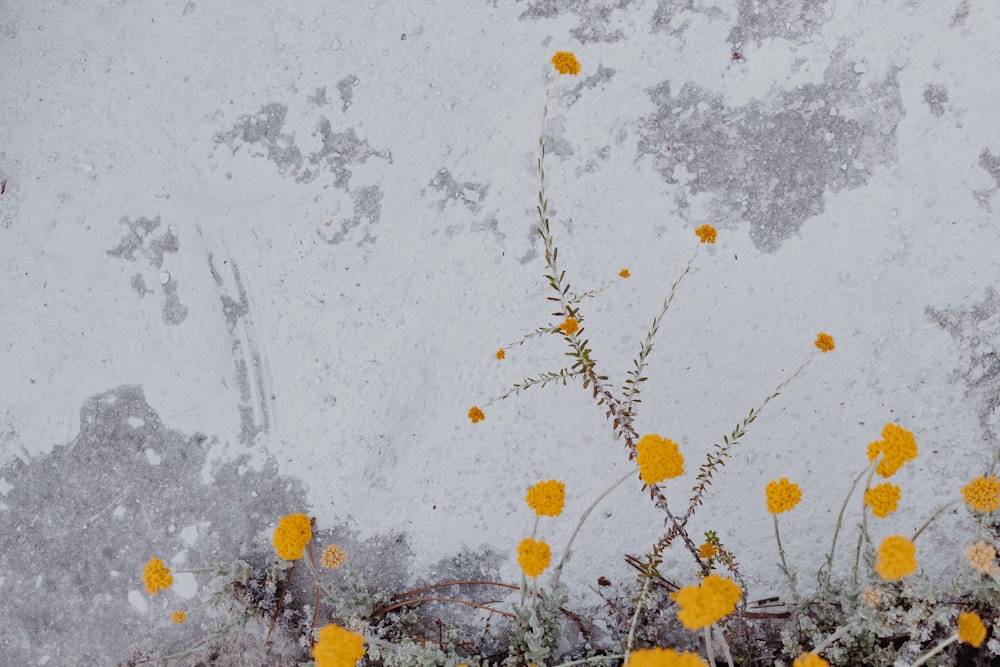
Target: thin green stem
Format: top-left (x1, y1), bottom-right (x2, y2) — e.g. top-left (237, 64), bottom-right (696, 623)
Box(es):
top-left (912, 500), bottom-right (959, 542)
top-left (704, 626), bottom-right (718, 667)
top-left (624, 578), bottom-right (652, 663)
top-left (849, 463), bottom-right (880, 596)
top-left (821, 464), bottom-right (871, 606)
top-left (909, 633), bottom-right (959, 666)
top-left (773, 513), bottom-right (801, 609)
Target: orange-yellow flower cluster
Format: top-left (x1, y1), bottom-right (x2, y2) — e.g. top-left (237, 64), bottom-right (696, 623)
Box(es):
top-left (559, 316), bottom-right (579, 335)
top-left (273, 513), bottom-right (312, 561)
top-left (966, 541), bottom-right (1000, 577)
top-left (171, 610), bottom-right (186, 624)
top-left (814, 333), bottom-right (835, 353)
top-left (694, 224), bottom-right (716, 244)
top-left (793, 653), bottom-right (829, 667)
top-left (321, 544), bottom-right (347, 570)
top-left (698, 542), bottom-right (718, 560)
top-left (313, 624), bottom-right (366, 667)
top-left (864, 482), bottom-right (901, 518)
top-left (635, 434), bottom-right (685, 485)
top-left (624, 647), bottom-right (708, 667)
top-left (496, 348), bottom-right (506, 360)
top-left (526, 479), bottom-right (566, 517)
top-left (551, 51), bottom-right (581, 76)
top-left (468, 406), bottom-right (485, 423)
top-left (958, 611), bottom-right (987, 647)
top-left (619, 268), bottom-right (631, 278)
top-left (765, 478), bottom-right (802, 514)
top-left (517, 538), bottom-right (551, 578)
top-left (866, 423), bottom-right (918, 478)
top-left (143, 557), bottom-right (173, 594)
top-left (875, 535), bottom-right (917, 581)
top-left (962, 475), bottom-right (1000, 512)
top-left (671, 573), bottom-right (741, 630)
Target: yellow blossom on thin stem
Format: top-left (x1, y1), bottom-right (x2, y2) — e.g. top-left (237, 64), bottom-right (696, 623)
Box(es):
top-left (468, 406), bottom-right (485, 424)
top-left (864, 482), bottom-right (901, 518)
top-left (698, 542), bottom-right (718, 560)
top-left (142, 557), bottom-right (173, 594)
top-left (172, 610), bottom-right (186, 624)
top-left (321, 544), bottom-right (347, 570)
top-left (875, 535), bottom-right (917, 581)
top-left (765, 478), bottom-right (802, 514)
top-left (619, 268), bottom-right (630, 278)
top-left (496, 348), bottom-right (506, 360)
top-left (273, 513), bottom-right (313, 561)
top-left (517, 538), bottom-right (551, 578)
top-left (671, 573), bottom-right (741, 630)
top-left (525, 479), bottom-right (566, 517)
top-left (866, 423), bottom-right (918, 478)
top-left (814, 332), bottom-right (835, 353)
top-left (624, 647), bottom-right (708, 667)
top-left (313, 624), bottom-right (366, 667)
top-left (966, 541), bottom-right (1000, 577)
top-left (958, 611), bottom-right (987, 647)
top-left (694, 224), bottom-right (717, 244)
top-left (551, 51), bottom-right (581, 75)
top-left (793, 653), bottom-right (829, 667)
top-left (558, 316), bottom-right (579, 335)
top-left (962, 475), bottom-right (1000, 512)
top-left (635, 434), bottom-right (685, 485)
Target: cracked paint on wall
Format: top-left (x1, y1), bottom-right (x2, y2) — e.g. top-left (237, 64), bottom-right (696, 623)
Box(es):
top-left (106, 215), bottom-right (188, 325)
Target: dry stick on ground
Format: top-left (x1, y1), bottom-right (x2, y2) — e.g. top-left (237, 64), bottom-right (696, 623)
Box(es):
top-left (307, 538), bottom-right (321, 648)
top-left (264, 562), bottom-right (295, 647)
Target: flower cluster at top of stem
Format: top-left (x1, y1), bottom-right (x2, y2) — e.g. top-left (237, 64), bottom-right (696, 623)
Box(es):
top-left (670, 573), bottom-right (741, 630)
top-left (273, 513), bottom-right (312, 561)
top-left (635, 434), bottom-right (685, 485)
top-left (143, 557), bottom-right (173, 594)
top-left (313, 624), bottom-right (366, 667)
top-left (864, 482), bottom-right (901, 518)
top-left (525, 479), bottom-right (566, 517)
top-left (468, 406), bottom-right (485, 424)
top-left (558, 316), bottom-right (579, 335)
top-left (958, 611), bottom-right (988, 647)
top-left (793, 653), bottom-right (829, 667)
top-left (962, 475), bottom-right (1000, 512)
top-left (517, 538), bottom-right (551, 578)
top-left (966, 541), bottom-right (1000, 577)
top-left (875, 534), bottom-right (918, 581)
top-left (321, 544), bottom-right (347, 570)
top-left (551, 51), bottom-right (581, 76)
top-left (694, 224), bottom-right (717, 244)
top-left (814, 332), bottom-right (835, 353)
top-left (866, 423), bottom-right (918, 478)
top-left (765, 478), bottom-right (802, 514)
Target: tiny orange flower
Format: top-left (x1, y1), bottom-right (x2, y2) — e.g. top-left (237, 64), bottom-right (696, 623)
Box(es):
top-left (694, 224), bottom-right (717, 244)
top-left (814, 332), bottom-right (835, 352)
top-left (172, 610), bottom-right (186, 624)
top-left (559, 316), bottom-right (579, 335)
top-left (962, 475), bottom-right (1000, 512)
top-left (551, 51), bottom-right (581, 75)
top-left (875, 535), bottom-right (917, 581)
top-left (619, 268), bottom-right (631, 278)
top-left (468, 406), bottom-right (485, 423)
top-left (958, 611), bottom-right (987, 647)
top-left (698, 542), bottom-right (718, 560)
top-left (496, 348), bottom-right (506, 360)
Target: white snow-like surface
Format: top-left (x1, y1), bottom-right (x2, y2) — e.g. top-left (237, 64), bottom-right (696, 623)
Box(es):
top-left (3, 1), bottom-right (1000, 662)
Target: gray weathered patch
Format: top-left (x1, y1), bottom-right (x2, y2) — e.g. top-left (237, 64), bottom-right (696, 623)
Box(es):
top-left (927, 289), bottom-right (1000, 459)
top-left (512, 0), bottom-right (639, 43)
top-left (318, 185), bottom-right (384, 245)
top-left (952, 0), bottom-right (970, 26)
top-left (308, 86), bottom-right (329, 107)
top-left (650, 1), bottom-right (728, 37)
top-left (923, 84), bottom-right (949, 117)
top-left (727, 0), bottom-right (830, 46)
top-left (637, 51), bottom-right (903, 252)
top-left (108, 216), bottom-right (188, 320)
top-left (307, 120), bottom-right (392, 189)
top-left (974, 149), bottom-right (1000, 210)
top-left (0, 385), bottom-right (308, 666)
top-left (428, 168), bottom-right (490, 213)
top-left (337, 74), bottom-right (360, 112)
top-left (129, 272), bottom-right (152, 298)
top-left (214, 103), bottom-right (305, 178)
top-left (160, 275), bottom-right (189, 326)
top-left (560, 64), bottom-right (616, 108)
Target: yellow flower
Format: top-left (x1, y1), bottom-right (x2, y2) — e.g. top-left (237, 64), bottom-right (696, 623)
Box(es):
top-left (526, 479), bottom-right (566, 517)
top-left (635, 434), bottom-right (685, 485)
top-left (958, 611), bottom-right (987, 647)
top-left (866, 423), bottom-right (918, 478)
top-left (694, 224), bottom-right (717, 244)
top-left (862, 586), bottom-right (881, 608)
top-left (171, 610), bottom-right (186, 624)
top-left (313, 624), bottom-right (366, 667)
top-left (496, 348), bottom-right (506, 360)
top-left (765, 478), bottom-right (802, 514)
top-left (273, 513), bottom-right (312, 561)
top-left (864, 483), bottom-right (901, 518)
top-left (875, 535), bottom-right (917, 581)
top-left (962, 475), bottom-right (1000, 512)
top-left (559, 316), bottom-right (579, 335)
top-left (468, 406), bottom-right (485, 423)
top-left (624, 647), bottom-right (708, 667)
top-left (517, 538), bottom-right (551, 578)
top-left (551, 51), bottom-right (581, 75)
top-left (619, 268), bottom-right (631, 278)
top-left (142, 557), bottom-right (173, 594)
top-left (698, 542), bottom-right (718, 560)
top-left (671, 573), bottom-right (741, 630)
top-left (793, 653), bottom-right (829, 667)
top-left (965, 542), bottom-right (1000, 577)
top-left (814, 332), bottom-right (835, 353)
top-left (321, 544), bottom-right (347, 570)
